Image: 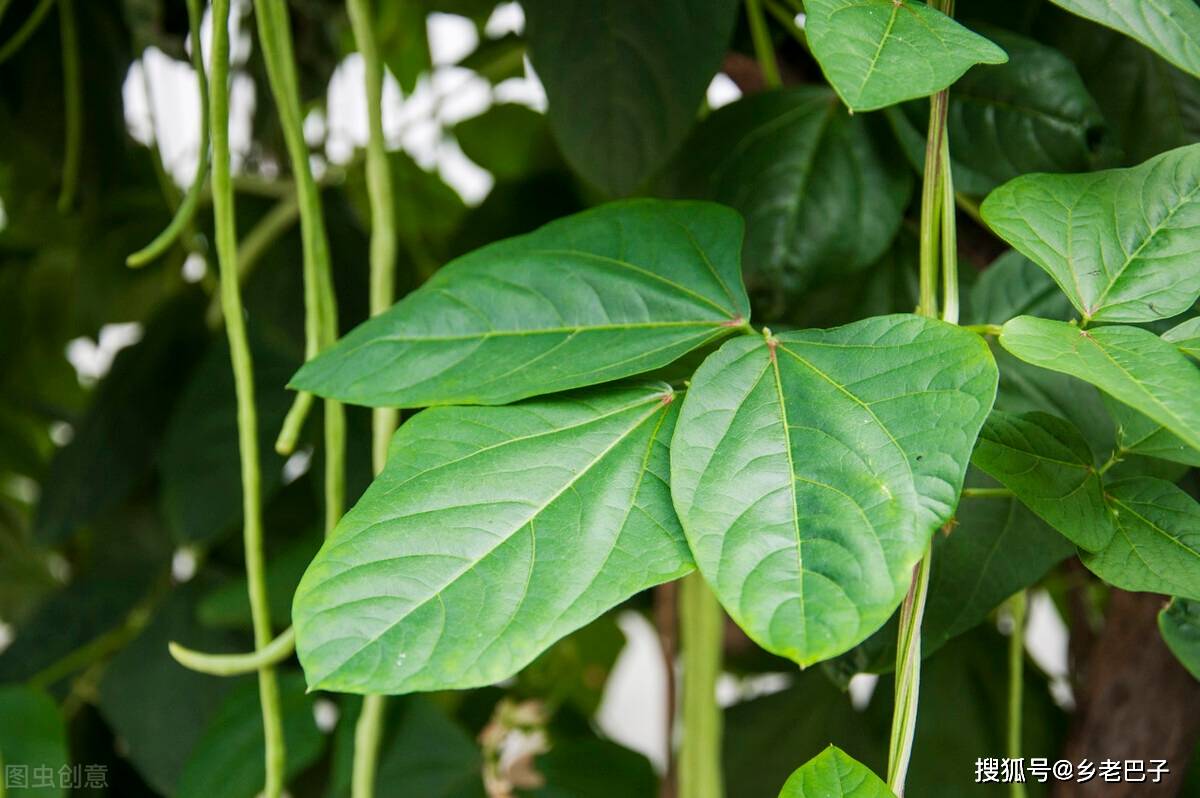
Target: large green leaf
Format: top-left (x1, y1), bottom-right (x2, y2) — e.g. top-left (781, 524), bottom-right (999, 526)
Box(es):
top-left (666, 87), bottom-right (911, 306)
top-left (982, 144), bottom-right (1200, 323)
top-left (804, 0), bottom-right (1007, 113)
top-left (778, 746), bottom-right (894, 798)
top-left (1159, 598), bottom-right (1200, 681)
top-left (1081, 477), bottom-right (1200, 599)
top-left (0, 686), bottom-right (68, 798)
top-left (177, 671), bottom-right (324, 798)
top-left (1048, 0), bottom-right (1200, 79)
top-left (972, 410), bottom-right (1114, 551)
top-left (293, 383), bottom-right (693, 693)
top-left (889, 28), bottom-right (1109, 196)
top-left (998, 316), bottom-right (1200, 452)
top-left (522, 0), bottom-right (738, 195)
top-left (1164, 316), bottom-right (1200, 360)
top-left (291, 200), bottom-right (751, 408)
top-left (671, 315), bottom-right (997, 666)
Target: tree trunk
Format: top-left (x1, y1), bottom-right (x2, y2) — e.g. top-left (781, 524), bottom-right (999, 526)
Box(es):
top-left (1055, 590), bottom-right (1200, 797)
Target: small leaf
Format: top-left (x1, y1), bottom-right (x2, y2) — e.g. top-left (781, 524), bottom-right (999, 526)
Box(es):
top-left (804, 0), bottom-right (1007, 113)
top-left (293, 383), bottom-right (693, 693)
top-left (999, 316), bottom-right (1200, 452)
top-left (778, 746), bottom-right (895, 798)
top-left (455, 104), bottom-right (557, 181)
top-left (1081, 478), bottom-right (1200, 599)
top-left (982, 144), bottom-right (1200, 323)
top-left (291, 200), bottom-right (751, 408)
top-left (1164, 316), bottom-right (1200, 360)
top-left (522, 0), bottom-right (738, 195)
top-left (177, 671), bottom-right (324, 798)
top-left (1048, 0), bottom-right (1200, 79)
top-left (671, 315), bottom-right (996, 666)
top-left (1159, 598), bottom-right (1200, 681)
top-left (972, 410), bottom-right (1114, 551)
top-left (0, 686), bottom-right (68, 798)
top-left (666, 87), bottom-right (911, 305)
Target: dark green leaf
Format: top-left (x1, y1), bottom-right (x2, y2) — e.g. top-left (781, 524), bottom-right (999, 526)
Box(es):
top-left (1159, 598), bottom-right (1200, 681)
top-left (804, 0), bottom-right (1007, 113)
top-left (1047, 0), bottom-right (1200, 79)
top-left (160, 332), bottom-right (299, 544)
top-left (972, 410), bottom-right (1114, 551)
top-left (889, 28), bottom-right (1109, 195)
top-left (1105, 394), bottom-right (1200, 467)
top-left (1081, 477), bottom-right (1200, 599)
top-left (293, 383), bottom-right (693, 693)
top-left (292, 200), bottom-right (751, 408)
top-left (778, 746), bottom-right (894, 798)
top-left (0, 686), bottom-right (68, 798)
top-left (966, 252), bottom-right (1074, 326)
top-left (666, 87), bottom-right (911, 305)
top-left (529, 738), bottom-right (657, 798)
top-left (176, 671), bottom-right (325, 798)
top-left (197, 532), bottom-right (323, 629)
top-left (671, 315), bottom-right (997, 665)
top-left (455, 104), bottom-right (557, 181)
top-left (377, 0), bottom-right (431, 94)
top-left (998, 316), bottom-right (1200, 451)
top-left (522, 0), bottom-right (738, 195)
top-left (982, 144), bottom-right (1200, 323)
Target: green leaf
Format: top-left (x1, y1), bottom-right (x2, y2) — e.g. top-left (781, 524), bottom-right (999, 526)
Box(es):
top-left (522, 0), bottom-right (738, 195)
top-left (803, 0), bottom-right (1007, 113)
top-left (778, 746), bottom-right (894, 798)
top-left (197, 532), bottom-right (323, 629)
top-left (972, 410), bottom-right (1114, 551)
top-left (967, 251), bottom-right (1074, 327)
top-left (1159, 598), bottom-right (1200, 681)
top-left (671, 315), bottom-right (997, 666)
top-left (1081, 477), bottom-right (1200, 599)
top-left (293, 383), bottom-right (693, 693)
top-left (98, 586), bottom-right (239, 795)
top-left (981, 144), bottom-right (1200, 323)
top-left (529, 738), bottom-right (658, 798)
top-left (177, 671), bottom-right (325, 798)
top-left (455, 104), bottom-right (557, 182)
top-left (998, 316), bottom-right (1200, 452)
top-left (1164, 316), bottom-right (1200, 360)
top-left (1105, 394), bottom-right (1200, 467)
top-left (888, 28), bottom-right (1109, 196)
top-left (291, 200), bottom-right (751, 408)
top-left (0, 686), bottom-right (68, 798)
top-left (1048, 0), bottom-right (1200, 79)
top-left (160, 332), bottom-right (299, 543)
top-left (666, 87), bottom-right (911, 305)
top-left (1046, 15), bottom-right (1200, 166)
top-left (376, 0), bottom-right (431, 94)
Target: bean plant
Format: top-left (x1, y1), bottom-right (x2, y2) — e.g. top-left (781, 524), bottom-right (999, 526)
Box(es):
top-left (2, 0), bottom-right (1200, 797)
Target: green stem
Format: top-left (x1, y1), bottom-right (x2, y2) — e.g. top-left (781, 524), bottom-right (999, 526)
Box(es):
top-left (961, 487), bottom-right (1013, 500)
top-left (254, 0), bottom-right (345, 501)
top-left (208, 2), bottom-right (286, 794)
top-left (1007, 590), bottom-right (1028, 798)
top-left (963, 323), bottom-right (1003, 337)
top-left (345, 1), bottom-right (399, 793)
top-left (939, 132), bottom-right (959, 325)
top-left (169, 626), bottom-right (295, 676)
top-left (917, 91), bottom-right (948, 319)
top-left (0, 0), bottom-right (54, 65)
top-left (887, 546), bottom-right (932, 796)
top-left (56, 0), bottom-right (79, 212)
top-left (679, 573), bottom-right (723, 798)
top-left (127, 0), bottom-right (209, 267)
top-left (745, 0), bottom-right (781, 88)
top-left (764, 0), bottom-right (808, 50)
top-left (1098, 449), bottom-right (1123, 476)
